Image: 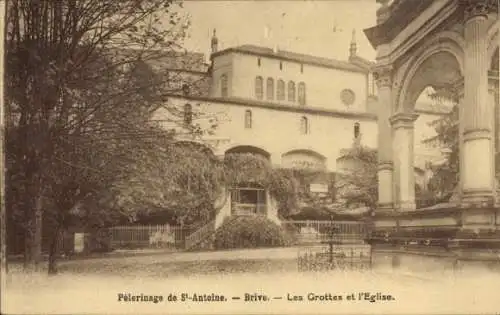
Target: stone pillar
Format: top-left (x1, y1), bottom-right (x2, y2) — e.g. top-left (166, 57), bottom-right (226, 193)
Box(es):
top-left (488, 73), bottom-right (498, 199)
top-left (454, 79), bottom-right (465, 202)
top-left (373, 65), bottom-right (394, 210)
top-left (390, 113), bottom-right (419, 210)
top-left (461, 2), bottom-right (495, 205)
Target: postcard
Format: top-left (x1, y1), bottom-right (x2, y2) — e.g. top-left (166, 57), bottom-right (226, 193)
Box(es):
top-left (2, 0), bottom-right (500, 314)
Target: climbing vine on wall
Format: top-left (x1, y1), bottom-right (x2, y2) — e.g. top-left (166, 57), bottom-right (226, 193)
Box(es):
top-left (224, 153), bottom-right (335, 218)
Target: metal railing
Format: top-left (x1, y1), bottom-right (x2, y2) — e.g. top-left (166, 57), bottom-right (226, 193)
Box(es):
top-left (184, 219), bottom-right (216, 250)
top-left (281, 220), bottom-right (368, 245)
top-left (109, 225), bottom-right (190, 249)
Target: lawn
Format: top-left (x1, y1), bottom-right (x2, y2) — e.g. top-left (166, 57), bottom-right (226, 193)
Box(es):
top-left (3, 247), bottom-right (500, 314)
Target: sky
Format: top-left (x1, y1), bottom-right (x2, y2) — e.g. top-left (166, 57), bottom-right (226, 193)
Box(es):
top-left (178, 0), bottom-right (379, 62)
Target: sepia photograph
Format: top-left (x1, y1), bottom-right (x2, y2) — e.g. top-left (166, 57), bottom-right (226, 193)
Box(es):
top-left (2, 0), bottom-right (500, 314)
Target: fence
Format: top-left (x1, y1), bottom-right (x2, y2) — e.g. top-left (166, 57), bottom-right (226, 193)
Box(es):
top-left (108, 225), bottom-right (192, 250)
top-left (108, 220), bottom-right (369, 251)
top-left (281, 220), bottom-right (369, 245)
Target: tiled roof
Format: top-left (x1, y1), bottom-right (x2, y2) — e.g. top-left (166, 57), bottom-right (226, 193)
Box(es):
top-left (212, 44), bottom-right (368, 73)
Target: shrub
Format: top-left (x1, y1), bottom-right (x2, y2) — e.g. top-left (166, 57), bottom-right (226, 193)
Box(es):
top-left (214, 216), bottom-right (292, 250)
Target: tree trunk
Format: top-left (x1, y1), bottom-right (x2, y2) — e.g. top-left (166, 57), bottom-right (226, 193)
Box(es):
top-left (48, 226), bottom-right (62, 275)
top-left (0, 198), bottom-right (7, 281)
top-left (23, 194), bottom-right (43, 272)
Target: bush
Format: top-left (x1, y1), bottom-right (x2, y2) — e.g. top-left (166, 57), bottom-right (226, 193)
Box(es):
top-left (214, 216), bottom-right (292, 250)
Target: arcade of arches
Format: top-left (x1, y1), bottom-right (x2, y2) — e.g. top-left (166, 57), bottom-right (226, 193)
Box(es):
top-left (370, 3), bottom-right (500, 215)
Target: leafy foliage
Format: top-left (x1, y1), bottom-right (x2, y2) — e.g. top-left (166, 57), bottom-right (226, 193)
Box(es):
top-left (423, 89), bottom-right (460, 202)
top-left (213, 216), bottom-right (292, 249)
top-left (224, 153), bottom-right (274, 186)
top-left (109, 142), bottom-right (227, 226)
top-left (223, 153), bottom-right (337, 218)
top-left (335, 145), bottom-right (378, 210)
top-left (5, 0), bottom-right (207, 271)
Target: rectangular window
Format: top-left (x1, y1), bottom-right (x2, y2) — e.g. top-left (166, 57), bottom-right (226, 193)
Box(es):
top-left (300, 116), bottom-right (309, 134)
top-left (245, 110), bottom-right (252, 129)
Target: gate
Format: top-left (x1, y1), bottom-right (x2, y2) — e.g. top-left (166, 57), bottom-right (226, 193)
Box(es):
top-left (281, 220), bottom-right (372, 271)
top-left (297, 244), bottom-right (371, 271)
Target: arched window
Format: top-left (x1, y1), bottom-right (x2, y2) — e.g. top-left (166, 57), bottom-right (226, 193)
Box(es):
top-left (258, 58), bottom-right (261, 67)
top-left (266, 77), bottom-right (274, 100)
top-left (184, 103), bottom-right (192, 125)
top-left (300, 116), bottom-right (309, 134)
top-left (279, 61), bottom-right (283, 70)
top-left (354, 122), bottom-right (360, 138)
top-left (288, 81), bottom-right (296, 102)
top-left (298, 82), bottom-right (306, 105)
top-left (277, 79), bottom-right (285, 101)
top-left (220, 74), bottom-right (228, 97)
top-left (244, 110), bottom-right (252, 129)
top-left (255, 76), bottom-right (263, 99)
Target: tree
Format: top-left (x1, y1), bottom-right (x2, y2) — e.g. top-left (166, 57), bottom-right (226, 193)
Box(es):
top-left (422, 86), bottom-right (460, 203)
top-left (110, 141), bottom-right (227, 227)
top-left (5, 0), bottom-right (211, 272)
top-left (335, 145), bottom-right (378, 212)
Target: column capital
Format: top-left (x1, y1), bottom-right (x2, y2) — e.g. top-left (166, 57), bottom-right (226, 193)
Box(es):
top-left (389, 112), bottom-right (419, 129)
top-left (373, 64), bottom-right (393, 88)
top-left (462, 0), bottom-right (497, 21)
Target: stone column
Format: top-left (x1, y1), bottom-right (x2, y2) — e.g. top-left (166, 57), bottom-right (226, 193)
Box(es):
top-left (489, 73), bottom-right (498, 160)
top-left (454, 78), bottom-right (465, 202)
top-left (373, 65), bottom-right (394, 210)
top-left (489, 72), bottom-right (499, 201)
top-left (390, 113), bottom-right (419, 210)
top-left (461, 2), bottom-right (495, 206)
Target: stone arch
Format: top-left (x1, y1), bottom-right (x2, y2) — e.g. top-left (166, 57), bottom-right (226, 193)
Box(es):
top-left (281, 149), bottom-right (327, 170)
top-left (225, 145), bottom-right (271, 161)
top-left (396, 31), bottom-right (464, 113)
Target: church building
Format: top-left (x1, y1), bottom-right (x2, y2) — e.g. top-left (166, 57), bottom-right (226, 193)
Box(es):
top-left (153, 29), bottom-right (449, 228)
